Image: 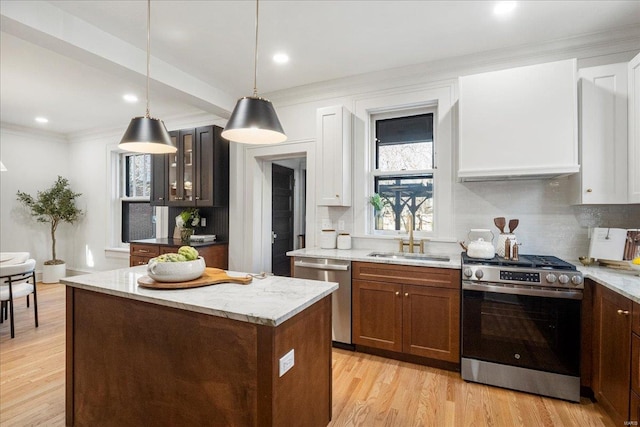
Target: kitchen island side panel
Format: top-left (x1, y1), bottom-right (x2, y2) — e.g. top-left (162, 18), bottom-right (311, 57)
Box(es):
top-left (65, 288), bottom-right (332, 427)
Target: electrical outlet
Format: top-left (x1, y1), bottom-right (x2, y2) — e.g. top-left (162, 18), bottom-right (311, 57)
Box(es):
top-left (200, 217), bottom-right (206, 227)
top-left (279, 349), bottom-right (295, 377)
top-left (338, 220), bottom-right (345, 231)
top-left (321, 219), bottom-right (332, 229)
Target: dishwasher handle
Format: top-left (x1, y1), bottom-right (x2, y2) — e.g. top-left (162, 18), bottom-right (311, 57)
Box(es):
top-left (294, 260), bottom-right (350, 271)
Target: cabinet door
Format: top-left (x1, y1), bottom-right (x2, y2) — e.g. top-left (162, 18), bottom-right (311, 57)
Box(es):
top-left (633, 333), bottom-right (640, 397)
top-left (194, 126), bottom-right (214, 206)
top-left (316, 106), bottom-right (351, 206)
top-left (168, 129), bottom-right (195, 207)
top-left (150, 153), bottom-right (168, 206)
top-left (194, 126), bottom-right (229, 207)
top-left (352, 279), bottom-right (402, 352)
top-left (593, 284), bottom-right (632, 426)
top-left (574, 63), bottom-right (628, 204)
top-left (402, 285), bottom-right (460, 362)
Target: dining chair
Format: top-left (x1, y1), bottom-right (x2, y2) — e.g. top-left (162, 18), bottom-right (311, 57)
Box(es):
top-left (0, 257), bottom-right (38, 338)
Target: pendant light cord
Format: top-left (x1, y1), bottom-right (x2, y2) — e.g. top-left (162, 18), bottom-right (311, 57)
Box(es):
top-left (145, 0), bottom-right (151, 118)
top-left (253, 0), bottom-right (259, 97)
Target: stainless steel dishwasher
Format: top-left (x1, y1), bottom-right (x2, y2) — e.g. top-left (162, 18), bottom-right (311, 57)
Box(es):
top-left (292, 257), bottom-right (352, 347)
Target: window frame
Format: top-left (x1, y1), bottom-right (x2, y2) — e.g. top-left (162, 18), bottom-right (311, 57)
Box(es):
top-left (370, 106), bottom-right (437, 237)
top-left (119, 152), bottom-right (155, 245)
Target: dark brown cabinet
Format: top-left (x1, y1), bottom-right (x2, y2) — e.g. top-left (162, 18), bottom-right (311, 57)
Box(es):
top-left (150, 152), bottom-right (169, 206)
top-left (592, 281), bottom-right (632, 426)
top-left (352, 262), bottom-right (460, 364)
top-left (130, 241), bottom-right (228, 270)
top-left (164, 125), bottom-right (229, 208)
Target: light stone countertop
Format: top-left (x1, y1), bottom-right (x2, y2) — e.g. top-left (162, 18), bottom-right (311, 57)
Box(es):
top-left (288, 248), bottom-right (640, 303)
top-left (287, 248), bottom-right (462, 269)
top-left (61, 266), bottom-right (338, 327)
top-left (577, 264), bottom-right (640, 303)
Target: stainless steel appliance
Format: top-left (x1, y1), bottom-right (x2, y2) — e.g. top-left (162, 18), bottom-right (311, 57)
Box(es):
top-left (461, 253), bottom-right (583, 402)
top-left (292, 257), bottom-right (352, 347)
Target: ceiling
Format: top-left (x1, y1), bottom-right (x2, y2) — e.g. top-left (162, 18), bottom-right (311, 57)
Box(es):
top-left (1, 0), bottom-right (639, 136)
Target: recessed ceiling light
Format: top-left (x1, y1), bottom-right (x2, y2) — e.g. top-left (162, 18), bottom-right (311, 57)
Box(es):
top-left (35, 117), bottom-right (49, 124)
top-left (273, 53), bottom-right (289, 64)
top-left (494, 1), bottom-right (517, 16)
top-left (123, 94), bottom-right (139, 103)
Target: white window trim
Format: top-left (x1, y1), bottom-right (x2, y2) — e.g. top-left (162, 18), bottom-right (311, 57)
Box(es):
top-left (370, 106), bottom-right (437, 238)
top-left (352, 82), bottom-right (456, 242)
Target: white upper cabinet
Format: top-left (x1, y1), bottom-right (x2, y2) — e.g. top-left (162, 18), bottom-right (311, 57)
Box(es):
top-left (458, 59), bottom-right (579, 181)
top-left (316, 106), bottom-right (352, 206)
top-left (628, 52), bottom-right (640, 204)
top-left (571, 63), bottom-right (628, 204)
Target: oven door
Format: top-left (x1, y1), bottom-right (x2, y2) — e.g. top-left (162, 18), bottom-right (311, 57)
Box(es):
top-left (462, 282), bottom-right (581, 377)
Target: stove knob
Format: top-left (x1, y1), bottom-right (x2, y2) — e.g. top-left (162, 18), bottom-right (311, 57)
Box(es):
top-left (463, 268), bottom-right (473, 278)
top-left (545, 273), bottom-right (557, 283)
top-left (475, 269), bottom-right (484, 279)
top-left (558, 274), bottom-right (570, 284)
top-left (571, 275), bottom-right (583, 285)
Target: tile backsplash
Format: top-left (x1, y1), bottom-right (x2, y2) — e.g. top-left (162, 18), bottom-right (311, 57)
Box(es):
top-left (325, 177), bottom-right (639, 261)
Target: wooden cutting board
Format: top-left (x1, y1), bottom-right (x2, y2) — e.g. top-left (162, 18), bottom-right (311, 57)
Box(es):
top-left (137, 267), bottom-right (253, 289)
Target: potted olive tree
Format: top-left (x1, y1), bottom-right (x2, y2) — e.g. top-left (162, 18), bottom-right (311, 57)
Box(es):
top-left (17, 176), bottom-right (83, 283)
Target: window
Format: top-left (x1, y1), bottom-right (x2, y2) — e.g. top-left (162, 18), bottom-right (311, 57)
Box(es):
top-left (372, 111), bottom-right (435, 234)
top-left (121, 153), bottom-right (155, 243)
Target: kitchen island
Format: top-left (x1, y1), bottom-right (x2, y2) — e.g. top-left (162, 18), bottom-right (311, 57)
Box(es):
top-left (62, 267), bottom-right (337, 427)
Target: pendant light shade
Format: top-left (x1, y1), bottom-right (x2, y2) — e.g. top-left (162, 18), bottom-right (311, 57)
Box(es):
top-left (222, 0), bottom-right (286, 144)
top-left (119, 116), bottom-right (174, 153)
top-left (118, 0), bottom-right (176, 154)
top-left (221, 96), bottom-right (286, 144)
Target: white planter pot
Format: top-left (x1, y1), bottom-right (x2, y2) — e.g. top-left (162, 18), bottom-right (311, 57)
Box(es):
top-left (42, 262), bottom-right (66, 284)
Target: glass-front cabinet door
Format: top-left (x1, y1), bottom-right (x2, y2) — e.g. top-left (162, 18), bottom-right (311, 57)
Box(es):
top-left (168, 129), bottom-right (195, 206)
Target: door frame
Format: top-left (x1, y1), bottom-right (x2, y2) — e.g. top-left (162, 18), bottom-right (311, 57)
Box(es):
top-left (229, 139), bottom-right (316, 273)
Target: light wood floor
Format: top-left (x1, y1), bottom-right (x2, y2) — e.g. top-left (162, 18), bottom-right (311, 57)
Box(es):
top-left (1, 283), bottom-right (614, 427)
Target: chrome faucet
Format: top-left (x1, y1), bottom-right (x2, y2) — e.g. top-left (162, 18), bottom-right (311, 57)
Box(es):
top-left (398, 213), bottom-right (426, 254)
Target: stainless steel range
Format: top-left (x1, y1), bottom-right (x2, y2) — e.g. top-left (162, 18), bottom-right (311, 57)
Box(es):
top-left (460, 253), bottom-right (583, 402)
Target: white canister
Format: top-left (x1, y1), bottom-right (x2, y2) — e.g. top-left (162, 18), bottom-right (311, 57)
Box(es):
top-left (320, 229), bottom-right (337, 249)
top-left (337, 233), bottom-right (352, 250)
top-left (496, 233), bottom-right (516, 258)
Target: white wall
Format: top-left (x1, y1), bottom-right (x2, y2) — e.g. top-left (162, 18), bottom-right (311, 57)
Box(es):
top-left (0, 126), bottom-right (73, 270)
top-left (229, 49), bottom-right (640, 270)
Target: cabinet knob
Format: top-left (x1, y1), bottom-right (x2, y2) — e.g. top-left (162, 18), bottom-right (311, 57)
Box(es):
top-left (404, 292), bottom-right (409, 297)
top-left (617, 309), bottom-right (630, 315)
top-left (586, 188), bottom-right (593, 193)
top-left (395, 291), bottom-right (400, 296)
top-left (158, 197), bottom-right (164, 200)
top-left (336, 194), bottom-right (340, 198)
top-left (195, 196), bottom-right (200, 200)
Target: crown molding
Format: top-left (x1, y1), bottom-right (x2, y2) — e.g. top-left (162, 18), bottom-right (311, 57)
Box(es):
top-left (0, 122), bottom-right (68, 141)
top-left (267, 24), bottom-right (640, 107)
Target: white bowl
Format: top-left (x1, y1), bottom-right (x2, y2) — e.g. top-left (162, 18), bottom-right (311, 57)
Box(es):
top-left (147, 257), bottom-right (206, 282)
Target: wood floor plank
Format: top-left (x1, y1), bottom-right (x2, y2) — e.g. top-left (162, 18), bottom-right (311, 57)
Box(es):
top-left (0, 283), bottom-right (617, 426)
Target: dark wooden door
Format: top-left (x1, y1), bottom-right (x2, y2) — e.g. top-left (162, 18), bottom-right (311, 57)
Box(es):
top-left (271, 164), bottom-right (294, 276)
top-left (195, 126), bottom-right (214, 206)
top-left (352, 279), bottom-right (403, 352)
top-left (593, 284), bottom-right (632, 426)
top-left (402, 284), bottom-right (460, 362)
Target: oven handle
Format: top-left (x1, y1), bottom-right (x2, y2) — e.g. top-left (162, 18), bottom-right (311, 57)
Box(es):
top-left (462, 281), bottom-right (583, 300)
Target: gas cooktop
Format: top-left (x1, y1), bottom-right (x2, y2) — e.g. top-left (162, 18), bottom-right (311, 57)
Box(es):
top-left (461, 253), bottom-right (577, 271)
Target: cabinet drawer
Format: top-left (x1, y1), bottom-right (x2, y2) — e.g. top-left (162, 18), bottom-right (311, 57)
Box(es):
top-left (130, 244), bottom-right (160, 257)
top-left (352, 262), bottom-right (460, 289)
top-left (130, 256), bottom-right (151, 267)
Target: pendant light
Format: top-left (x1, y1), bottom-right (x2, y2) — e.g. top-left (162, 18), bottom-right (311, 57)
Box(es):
top-left (119, 0), bottom-right (176, 154)
top-left (221, 0), bottom-right (286, 144)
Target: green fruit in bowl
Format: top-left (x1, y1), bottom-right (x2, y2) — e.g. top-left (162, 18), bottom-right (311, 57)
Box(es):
top-left (178, 246), bottom-right (199, 261)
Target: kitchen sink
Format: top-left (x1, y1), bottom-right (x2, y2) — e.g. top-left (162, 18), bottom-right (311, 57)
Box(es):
top-left (367, 252), bottom-right (450, 263)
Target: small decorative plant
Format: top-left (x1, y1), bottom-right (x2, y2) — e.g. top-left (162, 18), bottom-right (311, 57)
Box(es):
top-left (16, 176), bottom-right (83, 265)
top-left (369, 193), bottom-right (388, 212)
top-left (176, 208), bottom-right (200, 229)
